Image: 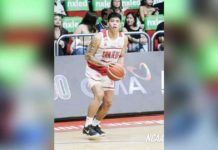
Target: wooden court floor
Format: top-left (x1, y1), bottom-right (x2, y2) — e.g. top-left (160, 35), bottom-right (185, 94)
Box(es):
top-left (55, 115), bottom-right (164, 150)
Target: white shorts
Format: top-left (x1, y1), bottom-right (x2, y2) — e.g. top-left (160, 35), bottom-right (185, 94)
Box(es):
top-left (85, 66), bottom-right (115, 91)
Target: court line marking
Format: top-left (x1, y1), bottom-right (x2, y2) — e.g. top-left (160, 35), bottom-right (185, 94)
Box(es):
top-left (55, 140), bottom-right (156, 144)
top-left (55, 119), bottom-right (164, 132)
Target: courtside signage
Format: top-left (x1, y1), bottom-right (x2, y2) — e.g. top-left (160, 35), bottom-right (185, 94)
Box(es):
top-left (55, 52), bottom-right (163, 118)
top-left (92, 0), bottom-right (141, 11)
top-left (153, 0), bottom-right (164, 5)
top-left (65, 0), bottom-right (89, 11)
top-left (62, 17), bottom-right (82, 33)
top-left (122, 0), bottom-right (140, 9)
top-left (92, 0), bottom-right (111, 11)
top-left (144, 15), bottom-right (164, 30)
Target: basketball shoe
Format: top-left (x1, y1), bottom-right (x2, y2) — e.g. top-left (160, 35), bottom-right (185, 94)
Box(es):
top-left (83, 125), bottom-right (99, 136)
top-left (93, 125), bottom-right (106, 136)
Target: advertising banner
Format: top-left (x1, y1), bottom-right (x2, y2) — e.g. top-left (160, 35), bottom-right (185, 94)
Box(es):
top-left (62, 17), bottom-right (82, 33)
top-left (55, 52), bottom-right (164, 119)
top-left (144, 15), bottom-right (164, 30)
top-left (92, 0), bottom-right (141, 11)
top-left (153, 0), bottom-right (164, 5)
top-left (65, 0), bottom-right (89, 11)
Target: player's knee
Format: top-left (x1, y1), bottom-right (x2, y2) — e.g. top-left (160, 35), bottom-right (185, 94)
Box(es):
top-left (94, 92), bottom-right (104, 101)
top-left (103, 100), bottom-right (112, 108)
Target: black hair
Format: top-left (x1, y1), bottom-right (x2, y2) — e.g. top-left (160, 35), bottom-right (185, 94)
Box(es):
top-left (80, 11), bottom-right (97, 33)
top-left (141, 0), bottom-right (153, 6)
top-left (108, 12), bottom-right (122, 21)
top-left (110, 0), bottom-right (123, 10)
top-left (124, 12), bottom-right (137, 28)
top-left (101, 8), bottom-right (109, 18)
top-left (141, 0), bottom-right (145, 6)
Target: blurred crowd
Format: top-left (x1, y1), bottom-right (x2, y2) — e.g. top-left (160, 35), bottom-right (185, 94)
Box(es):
top-left (165, 0), bottom-right (218, 149)
top-left (54, 0), bottom-right (165, 55)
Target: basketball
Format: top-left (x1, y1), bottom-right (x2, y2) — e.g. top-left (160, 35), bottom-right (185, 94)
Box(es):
top-left (107, 63), bottom-right (125, 81)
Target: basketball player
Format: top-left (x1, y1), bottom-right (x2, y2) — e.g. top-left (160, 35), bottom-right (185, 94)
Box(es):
top-left (83, 12), bottom-right (128, 136)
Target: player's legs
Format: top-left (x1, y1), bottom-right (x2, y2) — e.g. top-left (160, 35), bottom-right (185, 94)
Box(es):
top-left (92, 90), bottom-right (114, 136)
top-left (83, 83), bottom-right (104, 136)
top-left (95, 90), bottom-right (114, 121)
top-left (87, 84), bottom-right (104, 118)
top-left (84, 73), bottom-right (114, 136)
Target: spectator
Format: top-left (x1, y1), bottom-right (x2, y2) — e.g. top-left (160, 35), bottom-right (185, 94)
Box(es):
top-left (122, 12), bottom-right (147, 52)
top-left (71, 11), bottom-right (97, 55)
top-left (110, 0), bottom-right (126, 15)
top-left (156, 22), bottom-right (164, 51)
top-left (54, 0), bottom-right (66, 16)
top-left (96, 8), bottom-right (112, 32)
top-left (54, 14), bottom-right (69, 55)
top-left (139, 0), bottom-right (159, 24)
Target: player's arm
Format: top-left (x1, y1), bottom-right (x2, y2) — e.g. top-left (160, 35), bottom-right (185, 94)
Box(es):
top-left (117, 36), bottom-right (128, 66)
top-left (85, 33), bottom-right (107, 67)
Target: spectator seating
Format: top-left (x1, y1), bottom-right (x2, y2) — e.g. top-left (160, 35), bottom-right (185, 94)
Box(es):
top-left (144, 15), bottom-right (164, 50)
top-left (62, 16), bottom-right (83, 54)
top-left (59, 0), bottom-right (165, 53)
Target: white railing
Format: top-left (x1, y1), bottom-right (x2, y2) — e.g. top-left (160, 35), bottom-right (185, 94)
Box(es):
top-left (55, 31), bottom-right (151, 56)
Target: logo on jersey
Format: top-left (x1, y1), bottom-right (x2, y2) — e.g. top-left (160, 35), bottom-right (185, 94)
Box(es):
top-left (102, 51), bottom-right (120, 59)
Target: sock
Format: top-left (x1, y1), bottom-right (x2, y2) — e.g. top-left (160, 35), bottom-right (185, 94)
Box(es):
top-left (85, 116), bottom-right (93, 127)
top-left (92, 118), bottom-right (101, 126)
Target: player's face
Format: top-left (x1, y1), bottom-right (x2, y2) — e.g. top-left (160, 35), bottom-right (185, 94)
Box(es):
top-left (108, 17), bottom-right (121, 31)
